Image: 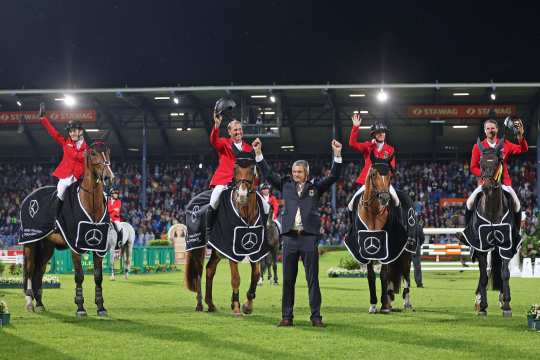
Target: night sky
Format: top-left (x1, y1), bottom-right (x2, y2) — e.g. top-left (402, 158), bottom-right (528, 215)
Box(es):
top-left (2, 1), bottom-right (539, 89)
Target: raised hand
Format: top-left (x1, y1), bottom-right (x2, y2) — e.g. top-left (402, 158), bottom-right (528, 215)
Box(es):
top-left (331, 139), bottom-right (342, 156)
top-left (352, 113), bottom-right (362, 127)
top-left (213, 112), bottom-right (222, 128)
top-left (252, 138), bottom-right (262, 156)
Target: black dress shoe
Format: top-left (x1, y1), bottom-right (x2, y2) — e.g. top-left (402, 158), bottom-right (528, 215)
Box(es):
top-left (417, 284), bottom-right (424, 288)
top-left (311, 318), bottom-right (325, 327)
top-left (277, 319), bottom-right (293, 327)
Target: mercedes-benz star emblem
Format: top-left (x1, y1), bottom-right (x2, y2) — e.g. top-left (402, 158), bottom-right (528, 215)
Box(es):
top-left (363, 236), bottom-right (381, 255)
top-left (29, 200), bottom-right (39, 218)
top-left (85, 229), bottom-right (104, 246)
top-left (486, 229), bottom-right (505, 246)
top-left (407, 208), bottom-right (416, 227)
top-left (241, 232), bottom-right (258, 250)
top-left (191, 205), bottom-right (200, 223)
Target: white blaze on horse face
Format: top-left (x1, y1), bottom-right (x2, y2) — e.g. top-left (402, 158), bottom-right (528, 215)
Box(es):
top-left (237, 182), bottom-right (249, 203)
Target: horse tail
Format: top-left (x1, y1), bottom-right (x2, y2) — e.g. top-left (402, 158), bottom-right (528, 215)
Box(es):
top-left (490, 250), bottom-right (502, 291)
top-left (184, 247), bottom-right (205, 292)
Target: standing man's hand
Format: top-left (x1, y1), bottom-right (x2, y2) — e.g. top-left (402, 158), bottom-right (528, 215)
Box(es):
top-left (331, 139), bottom-right (342, 157)
top-left (214, 112), bottom-right (222, 129)
top-left (252, 138), bottom-right (262, 157)
top-left (514, 118), bottom-right (524, 140)
top-left (352, 113), bottom-right (362, 127)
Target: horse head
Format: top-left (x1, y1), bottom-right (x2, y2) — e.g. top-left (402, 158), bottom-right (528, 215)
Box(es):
top-left (232, 153), bottom-right (258, 225)
top-left (477, 137), bottom-right (504, 193)
top-left (365, 152), bottom-right (394, 208)
top-left (86, 140), bottom-right (115, 186)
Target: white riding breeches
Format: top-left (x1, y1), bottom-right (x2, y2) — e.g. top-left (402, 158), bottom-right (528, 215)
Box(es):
top-left (348, 184), bottom-right (400, 211)
top-left (57, 176), bottom-right (77, 201)
top-left (466, 184), bottom-right (520, 212)
top-left (210, 185), bottom-right (227, 209)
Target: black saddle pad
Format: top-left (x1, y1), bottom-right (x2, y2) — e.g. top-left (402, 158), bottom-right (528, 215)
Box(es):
top-left (344, 194), bottom-right (408, 264)
top-left (56, 184), bottom-right (110, 256)
top-left (19, 186), bottom-right (57, 243)
top-left (208, 188), bottom-right (269, 263)
top-left (185, 190), bottom-right (212, 251)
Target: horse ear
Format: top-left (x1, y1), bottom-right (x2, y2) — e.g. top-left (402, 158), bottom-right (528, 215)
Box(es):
top-left (476, 138), bottom-right (485, 154)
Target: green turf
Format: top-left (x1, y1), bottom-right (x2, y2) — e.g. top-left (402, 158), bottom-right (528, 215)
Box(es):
top-left (1, 251), bottom-right (539, 360)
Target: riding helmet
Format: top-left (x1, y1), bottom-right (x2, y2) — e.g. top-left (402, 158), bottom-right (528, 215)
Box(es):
top-left (370, 122), bottom-right (388, 136)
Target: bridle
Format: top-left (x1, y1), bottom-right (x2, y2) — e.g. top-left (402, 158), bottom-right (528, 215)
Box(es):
top-left (362, 153), bottom-right (393, 210)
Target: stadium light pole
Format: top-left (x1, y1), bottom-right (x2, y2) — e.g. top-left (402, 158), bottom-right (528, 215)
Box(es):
top-left (141, 110), bottom-right (148, 210)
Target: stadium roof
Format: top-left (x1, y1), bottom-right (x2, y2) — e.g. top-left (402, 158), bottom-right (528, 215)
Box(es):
top-left (0, 82), bottom-right (538, 161)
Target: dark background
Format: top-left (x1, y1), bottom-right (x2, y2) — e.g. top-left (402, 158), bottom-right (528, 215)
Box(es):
top-left (2, 1), bottom-right (539, 89)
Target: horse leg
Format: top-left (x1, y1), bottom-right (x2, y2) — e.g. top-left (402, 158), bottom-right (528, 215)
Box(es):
top-left (402, 256), bottom-right (413, 311)
top-left (195, 279), bottom-right (203, 312)
top-left (501, 258), bottom-right (512, 317)
top-left (367, 262), bottom-right (377, 313)
top-left (23, 244), bottom-right (36, 312)
top-left (242, 261), bottom-right (260, 315)
top-left (204, 250), bottom-right (220, 312)
top-left (71, 253), bottom-right (87, 317)
top-left (380, 264), bottom-right (391, 313)
top-left (34, 241), bottom-right (55, 312)
top-left (93, 253), bottom-right (107, 316)
top-left (258, 260), bottom-right (265, 286)
top-left (272, 248), bottom-right (279, 285)
top-left (477, 252), bottom-right (489, 316)
top-left (124, 244), bottom-right (131, 280)
top-left (110, 249), bottom-right (116, 281)
top-left (229, 260), bottom-right (242, 316)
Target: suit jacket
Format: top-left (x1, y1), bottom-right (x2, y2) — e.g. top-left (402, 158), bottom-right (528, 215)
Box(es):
top-left (41, 117), bottom-right (87, 180)
top-left (209, 126), bottom-right (253, 186)
top-left (258, 158), bottom-right (341, 235)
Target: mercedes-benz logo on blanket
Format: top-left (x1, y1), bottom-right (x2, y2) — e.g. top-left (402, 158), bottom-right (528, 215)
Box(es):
top-left (191, 205), bottom-right (200, 223)
top-left (84, 229), bottom-right (103, 246)
top-left (29, 200), bottom-right (39, 218)
top-left (407, 208), bottom-right (416, 227)
top-left (241, 232), bottom-right (258, 250)
top-left (486, 230), bottom-right (505, 246)
top-left (364, 236), bottom-right (381, 255)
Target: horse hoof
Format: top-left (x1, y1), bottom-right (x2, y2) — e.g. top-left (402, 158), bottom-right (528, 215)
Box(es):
top-left (368, 305), bottom-right (377, 314)
top-left (232, 311), bottom-right (242, 317)
top-left (110, 277), bottom-right (115, 281)
top-left (35, 305), bottom-right (46, 313)
top-left (195, 304), bottom-right (204, 312)
top-left (242, 304), bottom-right (253, 315)
top-left (404, 304), bottom-right (414, 311)
top-left (380, 308), bottom-right (391, 314)
top-left (97, 310), bottom-right (108, 317)
top-left (76, 310), bottom-right (88, 319)
top-left (26, 304), bottom-right (35, 312)
top-left (207, 305), bottom-right (216, 313)
top-left (502, 310), bottom-right (512, 318)
top-left (477, 311), bottom-right (487, 317)
top-left (124, 274), bottom-right (129, 280)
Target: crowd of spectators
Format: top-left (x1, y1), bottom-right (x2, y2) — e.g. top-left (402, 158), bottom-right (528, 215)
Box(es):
top-left (0, 158), bottom-right (537, 247)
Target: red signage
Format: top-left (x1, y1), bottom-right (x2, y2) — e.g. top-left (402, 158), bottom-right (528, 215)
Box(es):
top-left (440, 198), bottom-right (467, 207)
top-left (0, 110), bottom-right (96, 125)
top-left (407, 105), bottom-right (516, 119)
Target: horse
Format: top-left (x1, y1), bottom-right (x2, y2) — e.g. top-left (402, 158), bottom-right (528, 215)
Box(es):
top-left (21, 141), bottom-right (114, 317)
top-left (258, 215), bottom-right (280, 285)
top-left (107, 222), bottom-right (136, 280)
top-left (347, 154), bottom-right (413, 314)
top-left (465, 139), bottom-right (514, 317)
top-left (185, 160), bottom-right (265, 316)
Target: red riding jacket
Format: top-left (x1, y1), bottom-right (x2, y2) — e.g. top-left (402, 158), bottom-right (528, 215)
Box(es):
top-left (265, 194), bottom-right (280, 220)
top-left (108, 198), bottom-right (122, 222)
top-left (349, 125), bottom-right (396, 185)
top-left (470, 137), bottom-right (528, 186)
top-left (41, 117), bottom-right (87, 180)
top-left (209, 126), bottom-right (253, 186)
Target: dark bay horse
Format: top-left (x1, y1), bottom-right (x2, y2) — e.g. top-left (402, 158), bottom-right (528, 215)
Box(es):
top-left (259, 216), bottom-right (280, 285)
top-left (358, 157), bottom-right (412, 314)
top-left (185, 161), bottom-right (263, 316)
top-left (471, 139), bottom-right (513, 317)
top-left (22, 142), bottom-right (114, 317)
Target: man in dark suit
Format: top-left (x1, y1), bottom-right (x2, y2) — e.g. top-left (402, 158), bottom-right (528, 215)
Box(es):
top-left (412, 218), bottom-right (425, 287)
top-left (252, 137), bottom-right (342, 327)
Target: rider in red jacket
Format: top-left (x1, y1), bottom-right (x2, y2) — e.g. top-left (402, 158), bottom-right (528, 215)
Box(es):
top-left (466, 118), bottom-right (527, 219)
top-left (39, 104), bottom-right (87, 205)
top-left (348, 113), bottom-right (400, 210)
top-left (108, 189), bottom-right (122, 223)
top-left (259, 183), bottom-right (280, 220)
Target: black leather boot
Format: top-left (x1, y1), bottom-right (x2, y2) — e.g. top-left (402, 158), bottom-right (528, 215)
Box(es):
top-left (205, 207), bottom-right (217, 241)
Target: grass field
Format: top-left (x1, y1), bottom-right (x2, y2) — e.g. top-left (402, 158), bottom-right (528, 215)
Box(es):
top-left (1, 250), bottom-right (539, 360)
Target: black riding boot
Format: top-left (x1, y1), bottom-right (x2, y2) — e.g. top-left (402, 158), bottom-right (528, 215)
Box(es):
top-left (205, 207), bottom-right (217, 241)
